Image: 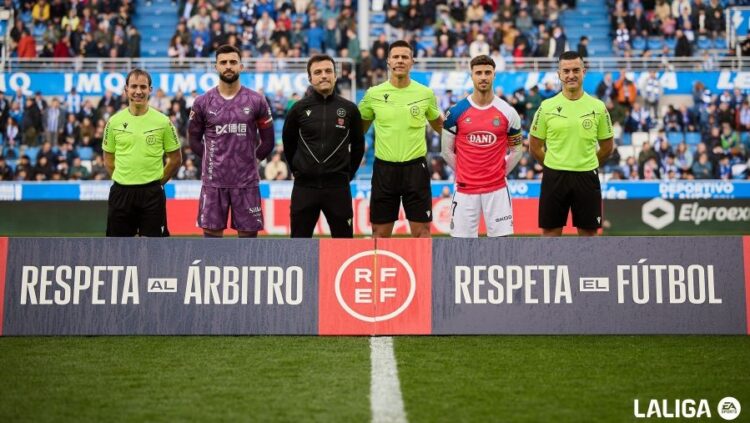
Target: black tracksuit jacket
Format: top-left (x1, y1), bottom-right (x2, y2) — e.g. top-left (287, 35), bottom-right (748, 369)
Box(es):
top-left (282, 91), bottom-right (365, 187)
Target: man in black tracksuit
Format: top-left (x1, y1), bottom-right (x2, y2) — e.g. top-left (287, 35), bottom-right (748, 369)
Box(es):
top-left (282, 55), bottom-right (365, 237)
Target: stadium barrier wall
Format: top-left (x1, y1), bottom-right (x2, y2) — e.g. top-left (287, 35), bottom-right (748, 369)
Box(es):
top-left (0, 237), bottom-right (747, 335)
top-left (604, 198), bottom-right (750, 235)
top-left (3, 180), bottom-right (750, 236)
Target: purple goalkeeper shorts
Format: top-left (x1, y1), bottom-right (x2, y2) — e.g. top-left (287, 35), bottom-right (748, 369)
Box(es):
top-left (197, 186), bottom-right (264, 232)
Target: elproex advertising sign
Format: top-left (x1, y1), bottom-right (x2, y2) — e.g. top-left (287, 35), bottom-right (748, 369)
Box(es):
top-left (1, 238), bottom-right (319, 335)
top-left (431, 237), bottom-right (748, 334)
top-left (318, 239), bottom-right (432, 335)
top-left (605, 199), bottom-right (750, 235)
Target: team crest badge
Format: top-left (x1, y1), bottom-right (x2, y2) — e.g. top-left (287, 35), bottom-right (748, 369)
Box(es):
top-left (492, 117), bottom-right (500, 127)
top-left (337, 108), bottom-right (346, 117)
top-left (243, 107), bottom-right (251, 115)
top-left (146, 135), bottom-right (156, 145)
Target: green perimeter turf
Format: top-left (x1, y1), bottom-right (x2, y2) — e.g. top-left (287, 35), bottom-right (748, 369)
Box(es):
top-left (396, 336), bottom-right (750, 422)
top-left (1, 336), bottom-right (748, 422)
top-left (0, 337), bottom-right (370, 422)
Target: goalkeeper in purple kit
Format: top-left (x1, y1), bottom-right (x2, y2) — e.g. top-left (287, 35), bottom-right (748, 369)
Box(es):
top-left (188, 45), bottom-right (275, 238)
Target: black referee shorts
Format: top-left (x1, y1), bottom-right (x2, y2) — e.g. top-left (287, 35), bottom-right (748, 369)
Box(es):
top-left (539, 166), bottom-right (602, 230)
top-left (370, 157), bottom-right (432, 224)
top-left (290, 184), bottom-right (353, 238)
top-left (106, 180), bottom-right (169, 237)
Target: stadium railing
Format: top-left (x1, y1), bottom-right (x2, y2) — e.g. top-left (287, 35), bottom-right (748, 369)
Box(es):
top-left (4, 56), bottom-right (750, 73)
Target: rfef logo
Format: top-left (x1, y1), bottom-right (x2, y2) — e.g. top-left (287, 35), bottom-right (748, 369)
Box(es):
top-left (335, 249), bottom-right (415, 322)
top-left (319, 239), bottom-right (431, 335)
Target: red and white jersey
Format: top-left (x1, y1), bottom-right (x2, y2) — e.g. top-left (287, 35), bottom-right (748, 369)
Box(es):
top-left (442, 96), bottom-right (523, 194)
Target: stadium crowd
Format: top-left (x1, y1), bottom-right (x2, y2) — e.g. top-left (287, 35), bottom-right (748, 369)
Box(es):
top-left (0, 0), bottom-right (748, 182)
top-left (0, 68), bottom-right (749, 183)
top-left (7, 0), bottom-right (140, 59)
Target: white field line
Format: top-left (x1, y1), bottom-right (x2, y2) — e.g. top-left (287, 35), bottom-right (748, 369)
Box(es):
top-left (370, 336), bottom-right (408, 423)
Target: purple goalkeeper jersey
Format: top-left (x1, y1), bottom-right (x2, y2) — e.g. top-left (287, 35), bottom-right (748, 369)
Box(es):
top-left (188, 86), bottom-right (274, 188)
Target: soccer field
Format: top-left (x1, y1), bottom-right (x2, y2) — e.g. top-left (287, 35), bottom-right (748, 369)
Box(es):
top-left (0, 336), bottom-right (747, 422)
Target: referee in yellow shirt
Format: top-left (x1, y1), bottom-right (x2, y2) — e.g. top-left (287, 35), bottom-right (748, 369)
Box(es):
top-left (102, 69), bottom-right (183, 237)
top-left (529, 51), bottom-right (614, 236)
top-left (358, 40), bottom-right (443, 238)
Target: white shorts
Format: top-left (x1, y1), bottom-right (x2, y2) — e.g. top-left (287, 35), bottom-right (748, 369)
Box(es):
top-left (450, 187), bottom-right (513, 237)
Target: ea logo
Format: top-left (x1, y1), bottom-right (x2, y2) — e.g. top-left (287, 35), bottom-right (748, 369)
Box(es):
top-left (334, 250), bottom-right (416, 322)
top-left (717, 397), bottom-right (741, 421)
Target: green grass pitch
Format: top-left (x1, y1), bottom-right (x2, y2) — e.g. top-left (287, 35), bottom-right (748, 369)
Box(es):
top-left (0, 336), bottom-right (748, 422)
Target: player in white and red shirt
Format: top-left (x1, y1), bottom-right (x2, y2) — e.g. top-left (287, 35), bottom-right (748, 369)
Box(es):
top-left (441, 55), bottom-right (524, 237)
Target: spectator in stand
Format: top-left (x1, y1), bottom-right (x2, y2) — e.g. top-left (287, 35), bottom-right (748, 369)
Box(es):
top-left (17, 29), bottom-right (37, 58)
top-left (614, 72), bottom-right (637, 107)
top-left (65, 88), bottom-right (82, 115)
top-left (641, 71), bottom-right (662, 119)
top-left (691, 152), bottom-right (713, 179)
top-left (68, 157), bottom-right (90, 180)
top-left (32, 0), bottom-right (51, 26)
top-left (596, 73), bottom-right (615, 101)
top-left (43, 98), bottom-right (65, 145)
top-left (674, 29), bottom-right (692, 57)
top-left (263, 151), bottom-right (289, 180)
top-left (33, 155), bottom-right (55, 180)
top-left (626, 102), bottom-right (651, 132)
top-left (22, 97), bottom-right (43, 146)
top-left (0, 156), bottom-right (14, 181)
top-left (577, 36), bottom-right (589, 58)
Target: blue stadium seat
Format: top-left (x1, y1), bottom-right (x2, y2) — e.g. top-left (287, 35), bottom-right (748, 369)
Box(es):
top-left (685, 132), bottom-right (702, 145)
top-left (621, 132), bottom-right (632, 145)
top-left (25, 146), bottom-right (39, 165)
top-left (666, 132), bottom-right (683, 144)
top-left (647, 37), bottom-right (664, 50)
top-left (33, 24), bottom-right (45, 37)
top-left (418, 39), bottom-right (435, 52)
top-left (697, 36), bottom-right (712, 50)
top-left (5, 159), bottom-right (16, 172)
top-left (19, 11), bottom-right (31, 24)
top-left (3, 146), bottom-right (18, 159)
top-left (664, 37), bottom-right (677, 50)
top-left (273, 119), bottom-right (284, 135)
top-left (371, 13), bottom-right (386, 24)
top-left (631, 37), bottom-right (646, 51)
top-left (714, 38), bottom-right (727, 49)
top-left (78, 146), bottom-right (94, 161)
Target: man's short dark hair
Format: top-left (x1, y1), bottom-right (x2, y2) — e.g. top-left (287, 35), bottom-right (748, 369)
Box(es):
top-left (558, 51), bottom-right (582, 63)
top-left (470, 55), bottom-right (496, 70)
top-left (387, 40), bottom-right (413, 57)
top-left (215, 44), bottom-right (241, 60)
top-left (126, 68), bottom-right (152, 87)
top-left (306, 54), bottom-right (336, 78)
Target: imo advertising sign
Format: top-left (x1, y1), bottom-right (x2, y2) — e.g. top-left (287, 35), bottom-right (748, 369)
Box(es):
top-left (318, 239), bottom-right (432, 335)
